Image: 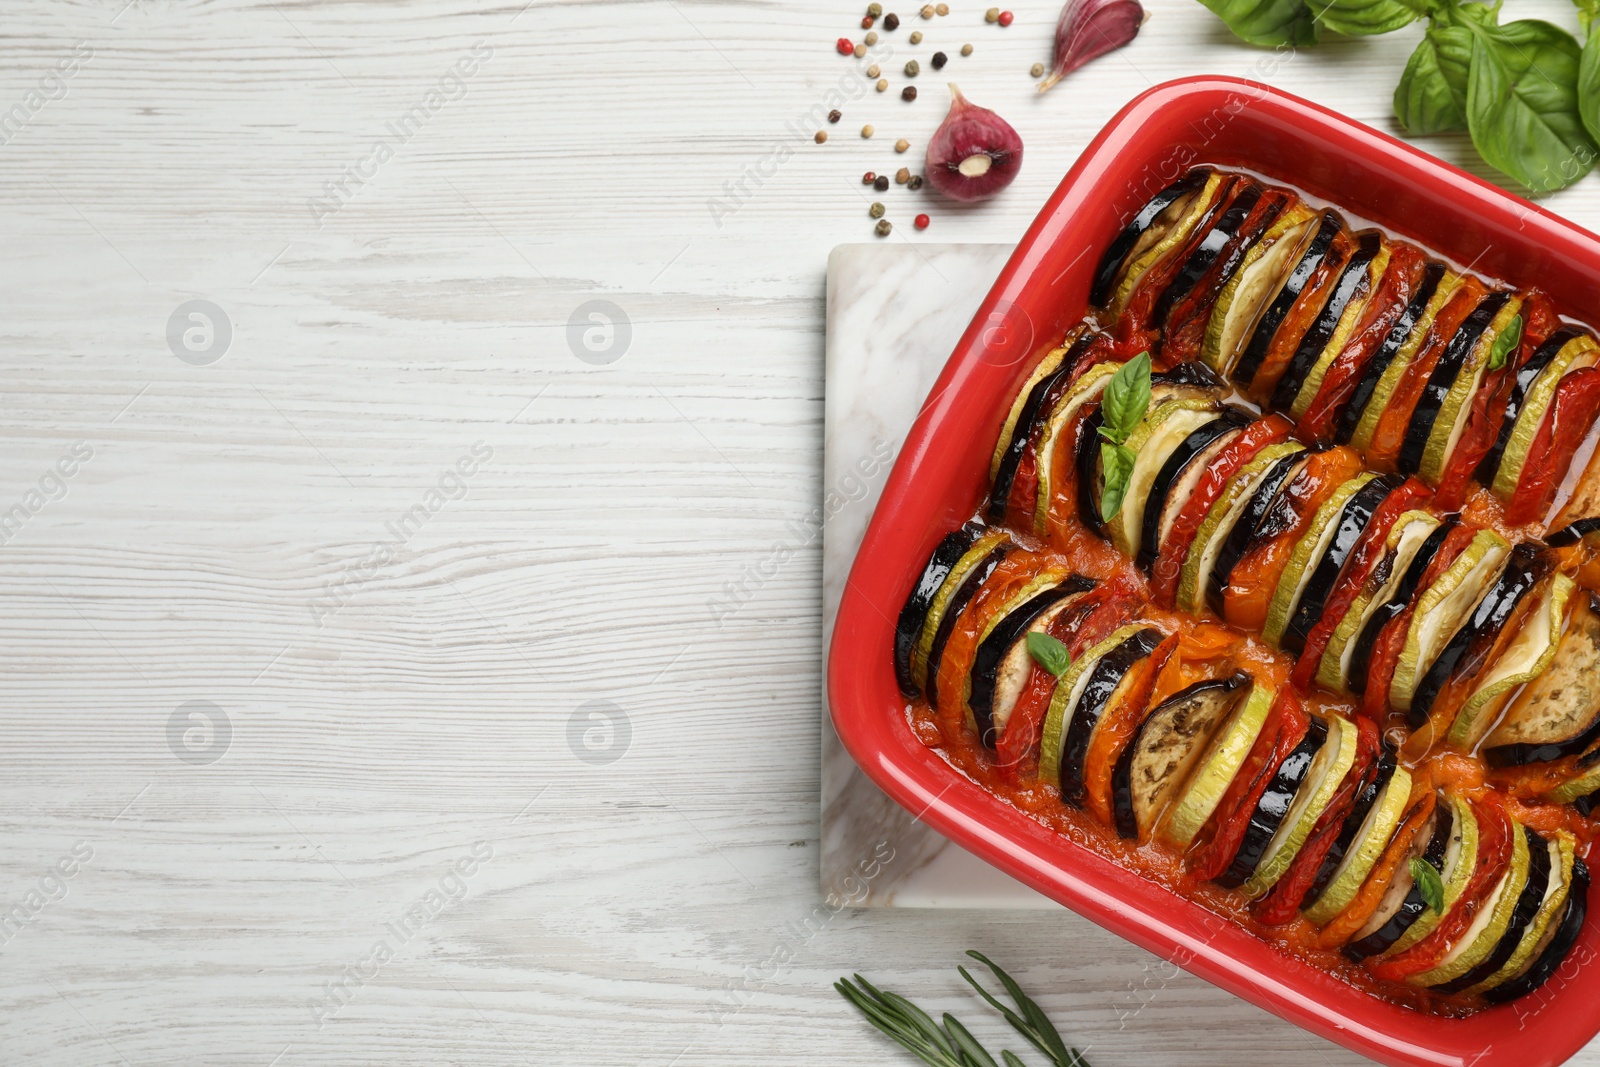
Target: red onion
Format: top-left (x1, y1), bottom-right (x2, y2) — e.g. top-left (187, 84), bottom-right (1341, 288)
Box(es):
top-left (924, 84), bottom-right (1024, 203)
top-left (1038, 0), bottom-right (1145, 94)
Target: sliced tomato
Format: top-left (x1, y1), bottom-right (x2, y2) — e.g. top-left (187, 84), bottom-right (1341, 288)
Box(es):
top-left (932, 550), bottom-right (1050, 723)
top-left (1358, 522), bottom-right (1476, 722)
top-left (1084, 632), bottom-right (1179, 825)
top-left (1116, 177), bottom-right (1250, 353)
top-left (1223, 446), bottom-right (1366, 633)
top-left (1245, 229), bottom-right (1356, 404)
top-left (1367, 796), bottom-right (1514, 982)
top-left (1434, 292), bottom-right (1559, 510)
top-left (1188, 689), bottom-right (1310, 883)
top-left (1298, 244), bottom-right (1430, 443)
top-left (1291, 476), bottom-right (1433, 689)
top-left (1150, 414), bottom-right (1295, 608)
top-left (1316, 785), bottom-right (1437, 948)
top-left (1006, 448), bottom-right (1040, 526)
top-left (995, 661), bottom-right (1058, 784)
top-left (1162, 189), bottom-right (1296, 365)
top-left (1508, 367), bottom-right (1600, 525)
top-left (1256, 718), bottom-right (1382, 925)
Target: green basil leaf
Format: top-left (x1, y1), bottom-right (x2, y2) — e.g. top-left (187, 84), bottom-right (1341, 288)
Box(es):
top-left (1394, 22), bottom-right (1473, 133)
top-left (1026, 631), bottom-right (1072, 678)
top-left (1099, 442), bottom-right (1137, 524)
top-left (1312, 0), bottom-right (1422, 38)
top-left (1487, 314), bottom-right (1522, 371)
top-left (1197, 0), bottom-right (1321, 46)
top-left (1099, 351), bottom-right (1151, 445)
top-left (1465, 19), bottom-right (1598, 192)
top-left (1581, 27), bottom-right (1600, 147)
top-left (1410, 856), bottom-right (1446, 914)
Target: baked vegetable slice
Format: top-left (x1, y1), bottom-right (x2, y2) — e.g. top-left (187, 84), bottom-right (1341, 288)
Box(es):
top-left (1480, 326), bottom-right (1600, 495)
top-left (1136, 409), bottom-right (1251, 571)
top-left (1205, 447), bottom-right (1317, 617)
top-left (1214, 715), bottom-right (1329, 890)
top-left (1242, 712), bottom-right (1358, 897)
top-left (1343, 794), bottom-right (1468, 961)
top-left (1313, 509), bottom-right (1441, 692)
top-left (1396, 291), bottom-right (1516, 479)
top-left (988, 332), bottom-right (1084, 521)
top-left (1105, 400), bottom-right (1223, 559)
top-left (1112, 673), bottom-right (1251, 839)
top-left (1389, 528), bottom-right (1510, 713)
top-left (1176, 441), bottom-right (1304, 616)
top-left (1231, 210), bottom-right (1344, 393)
top-left (1030, 361), bottom-right (1119, 534)
top-left (1483, 590), bottom-right (1600, 766)
top-left (1159, 679), bottom-right (1276, 847)
top-left (1409, 818), bottom-right (1532, 987)
top-left (1432, 827), bottom-right (1553, 993)
top-left (1282, 233), bottom-right (1392, 420)
top-left (1342, 265), bottom-right (1460, 451)
top-left (1039, 624), bottom-right (1158, 792)
top-left (1200, 205), bottom-right (1319, 377)
top-left (1091, 168), bottom-right (1212, 308)
top-left (1107, 171), bottom-right (1229, 317)
top-left (1303, 761), bottom-right (1414, 925)
top-left (1484, 853), bottom-right (1590, 1003)
top-left (1270, 473), bottom-right (1398, 655)
top-left (916, 532), bottom-right (1014, 706)
top-left (968, 575), bottom-right (1096, 747)
top-left (896, 523), bottom-right (983, 695)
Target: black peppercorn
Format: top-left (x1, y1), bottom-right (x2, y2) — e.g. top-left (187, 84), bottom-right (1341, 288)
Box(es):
top-left (931, 50), bottom-right (947, 69)
top-left (883, 12), bottom-right (900, 29)
top-left (829, 109), bottom-right (842, 123)
top-left (874, 174), bottom-right (890, 191)
top-left (901, 85), bottom-right (917, 102)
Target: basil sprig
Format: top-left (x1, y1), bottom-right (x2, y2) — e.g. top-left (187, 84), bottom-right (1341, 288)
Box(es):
top-left (1410, 856), bottom-right (1446, 914)
top-left (1096, 352), bottom-right (1151, 524)
top-left (1197, 0), bottom-right (1600, 194)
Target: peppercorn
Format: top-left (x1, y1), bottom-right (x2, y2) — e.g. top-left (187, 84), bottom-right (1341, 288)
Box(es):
top-left (869, 202), bottom-right (886, 218)
top-left (876, 78), bottom-right (888, 91)
top-left (1030, 62), bottom-right (1044, 78)
top-left (854, 42), bottom-right (867, 56)
top-left (907, 174), bottom-right (924, 190)
top-left (876, 219), bottom-right (892, 237)
top-left (895, 138), bottom-right (910, 152)
top-left (909, 30), bottom-right (922, 43)
top-left (921, 3), bottom-right (935, 16)
top-left (901, 85), bottom-right (917, 101)
top-left (931, 50), bottom-right (947, 69)
top-left (998, 9), bottom-right (1014, 25)
top-left (861, 123), bottom-right (874, 138)
top-left (838, 36), bottom-right (856, 53)
top-left (874, 174), bottom-right (890, 191)
top-left (915, 213), bottom-right (930, 230)
top-left (868, 1), bottom-right (883, 14)
top-left (896, 167), bottom-right (911, 184)
top-left (936, 2), bottom-right (949, 13)
top-left (863, 171), bottom-right (877, 184)
top-left (830, 109), bottom-right (842, 123)
top-left (884, 12), bottom-right (900, 29)
top-left (862, 14), bottom-right (875, 28)
top-left (815, 131), bottom-right (828, 144)
top-left (985, 7), bottom-right (999, 21)
top-left (904, 59), bottom-right (919, 76)
top-left (961, 42), bottom-right (973, 55)
top-left (865, 30), bottom-right (879, 44)
top-left (867, 63), bottom-right (880, 76)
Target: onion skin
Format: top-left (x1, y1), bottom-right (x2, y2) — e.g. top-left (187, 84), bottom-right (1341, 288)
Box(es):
top-left (1039, 0), bottom-right (1145, 93)
top-left (924, 84), bottom-right (1024, 203)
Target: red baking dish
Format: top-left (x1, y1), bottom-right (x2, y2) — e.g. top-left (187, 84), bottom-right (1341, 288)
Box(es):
top-left (827, 75), bottom-right (1600, 1067)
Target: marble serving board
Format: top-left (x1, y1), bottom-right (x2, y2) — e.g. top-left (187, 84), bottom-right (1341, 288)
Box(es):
top-left (821, 243), bottom-right (1054, 909)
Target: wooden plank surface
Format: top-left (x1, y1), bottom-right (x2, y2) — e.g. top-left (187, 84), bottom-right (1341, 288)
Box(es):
top-left (3, 0), bottom-right (1599, 1064)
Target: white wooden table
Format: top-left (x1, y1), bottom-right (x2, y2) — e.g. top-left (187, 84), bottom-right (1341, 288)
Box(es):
top-left (4, 1), bottom-right (1599, 1064)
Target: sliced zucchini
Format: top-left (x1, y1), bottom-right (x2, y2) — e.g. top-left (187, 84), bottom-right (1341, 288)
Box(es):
top-left (1137, 410), bottom-right (1250, 571)
top-left (1272, 230), bottom-right (1385, 414)
top-left (1483, 854), bottom-right (1590, 1003)
top-left (1411, 818), bottom-right (1532, 987)
top-left (988, 335), bottom-right (1082, 521)
top-left (1343, 798), bottom-right (1452, 961)
top-left (1392, 290), bottom-right (1510, 478)
top-left (1092, 169), bottom-right (1212, 309)
top-left (1206, 447), bottom-right (1316, 617)
top-left (1315, 510), bottom-right (1441, 692)
top-left (1390, 529), bottom-right (1510, 713)
top-left (1039, 624), bottom-right (1145, 785)
top-left (1154, 414), bottom-right (1254, 566)
top-left (1304, 763), bottom-right (1413, 925)
top-left (1261, 472), bottom-right (1380, 652)
top-left (1474, 833), bottom-right (1577, 996)
top-left (1232, 210), bottom-right (1344, 392)
top-left (1386, 795), bottom-right (1479, 957)
top-left (1484, 591), bottom-right (1600, 766)
top-left (969, 576), bottom-right (1096, 746)
top-left (1200, 205), bottom-right (1318, 376)
top-left (1447, 573), bottom-right (1573, 750)
top-left (1345, 267), bottom-right (1463, 453)
top-left (1215, 716), bottom-right (1329, 890)
top-left (1177, 442), bottom-right (1305, 617)
top-left (1031, 362), bottom-right (1119, 534)
top-left (1243, 713), bottom-right (1360, 898)
top-left (1544, 741), bottom-right (1600, 808)
top-left (1347, 517), bottom-right (1460, 698)
top-left (1414, 294), bottom-right (1523, 484)
top-left (1434, 827), bottom-right (1552, 993)
top-left (1152, 182), bottom-right (1265, 328)
top-left (1486, 329), bottom-right (1600, 496)
top-left (1109, 172), bottom-right (1227, 317)
top-left (1105, 402), bottom-right (1221, 558)
top-left (1112, 673), bottom-right (1250, 840)
top-left (1057, 627), bottom-right (1165, 807)
top-left (896, 524), bottom-right (984, 696)
top-left (1159, 680), bottom-right (1276, 847)
top-left (918, 534), bottom-right (1014, 707)
top-left (1289, 238), bottom-right (1394, 421)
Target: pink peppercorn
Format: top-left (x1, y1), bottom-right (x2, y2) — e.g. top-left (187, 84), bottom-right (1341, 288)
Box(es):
top-left (836, 37), bottom-right (855, 54)
top-left (915, 213), bottom-right (930, 230)
top-left (997, 10), bottom-right (1013, 25)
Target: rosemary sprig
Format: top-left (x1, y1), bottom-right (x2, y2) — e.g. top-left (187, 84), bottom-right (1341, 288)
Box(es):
top-left (836, 952), bottom-right (1092, 1067)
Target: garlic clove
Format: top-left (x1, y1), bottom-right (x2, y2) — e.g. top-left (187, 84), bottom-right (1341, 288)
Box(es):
top-left (1039, 0), bottom-right (1145, 94)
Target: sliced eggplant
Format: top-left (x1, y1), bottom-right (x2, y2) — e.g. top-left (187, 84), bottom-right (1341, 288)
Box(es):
top-left (1244, 714), bottom-right (1359, 898)
top-left (1105, 401), bottom-right (1220, 559)
top-left (1303, 763), bottom-right (1414, 926)
top-left (1394, 291), bottom-right (1511, 476)
top-left (1177, 441), bottom-right (1305, 616)
top-left (1160, 681), bottom-right (1276, 847)
top-left (1272, 473), bottom-right (1398, 654)
top-left (1289, 237), bottom-right (1394, 421)
top-left (896, 523), bottom-right (983, 695)
top-left (1413, 819), bottom-right (1533, 988)
top-left (1153, 414), bottom-right (1254, 568)
top-left (1484, 329), bottom-right (1600, 496)
top-left (1091, 168), bottom-right (1212, 308)
top-left (1152, 183), bottom-right (1265, 328)
top-left (1407, 541), bottom-right (1547, 731)
top-left (988, 343), bottom-right (1079, 521)
top-left (1112, 673), bottom-right (1250, 839)
top-left (1271, 230), bottom-right (1385, 413)
top-left (1214, 716), bottom-right (1329, 891)
top-left (1387, 795), bottom-right (1480, 957)
top-left (1206, 448), bottom-right (1316, 617)
top-left (922, 538), bottom-right (1014, 709)
top-left (1231, 210), bottom-right (1344, 392)
top-left (1039, 623), bottom-right (1143, 784)
top-left (1135, 409), bottom-right (1250, 571)
top-left (1336, 262), bottom-right (1450, 447)
top-left (1344, 796), bottom-right (1456, 961)
top-left (1317, 510), bottom-right (1441, 693)
top-left (1484, 855), bottom-right (1590, 1003)
top-left (1433, 828), bottom-right (1552, 993)
top-left (1201, 205), bottom-right (1318, 376)
top-left (1057, 627), bottom-right (1165, 807)
top-left (1109, 172), bottom-right (1228, 316)
top-left (1304, 745), bottom-right (1396, 907)
top-left (1029, 361), bottom-right (1119, 533)
top-left (1347, 516), bottom-right (1459, 696)
top-left (1484, 591), bottom-right (1600, 766)
top-left (969, 575), bottom-right (1096, 747)
top-left (1447, 573), bottom-right (1573, 750)
top-left (1390, 528), bottom-right (1510, 713)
